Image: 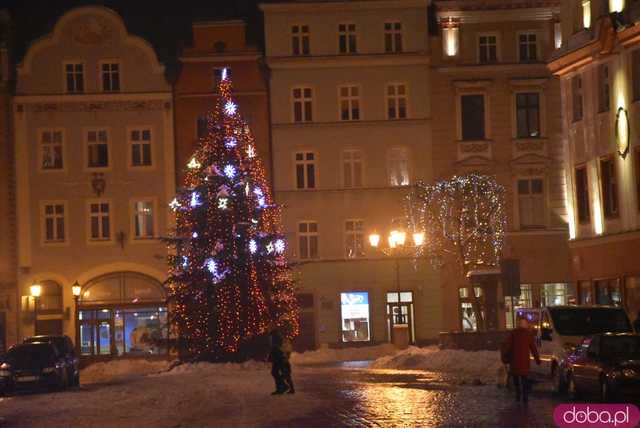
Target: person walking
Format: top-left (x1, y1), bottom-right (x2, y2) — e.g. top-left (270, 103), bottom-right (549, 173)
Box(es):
top-left (268, 329), bottom-right (295, 395)
top-left (503, 317), bottom-right (540, 403)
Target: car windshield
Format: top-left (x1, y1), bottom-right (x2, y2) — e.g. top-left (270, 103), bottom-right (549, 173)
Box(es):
top-left (25, 337), bottom-right (66, 353)
top-left (601, 336), bottom-right (640, 359)
top-left (549, 308), bottom-right (632, 336)
top-left (6, 344), bottom-right (55, 366)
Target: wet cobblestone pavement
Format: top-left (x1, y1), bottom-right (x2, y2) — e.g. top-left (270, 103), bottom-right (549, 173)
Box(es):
top-left (273, 363), bottom-right (564, 428)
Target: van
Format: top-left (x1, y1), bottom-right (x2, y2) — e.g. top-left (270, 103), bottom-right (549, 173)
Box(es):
top-left (520, 306), bottom-right (633, 390)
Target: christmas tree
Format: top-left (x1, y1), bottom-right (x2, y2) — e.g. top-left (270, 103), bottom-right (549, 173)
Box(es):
top-left (166, 68), bottom-right (299, 361)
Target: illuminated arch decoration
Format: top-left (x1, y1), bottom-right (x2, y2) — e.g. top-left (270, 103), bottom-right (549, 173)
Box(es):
top-left (615, 106), bottom-right (630, 159)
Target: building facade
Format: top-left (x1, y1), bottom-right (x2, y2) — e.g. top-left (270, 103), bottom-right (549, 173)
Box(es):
top-left (261, 0), bottom-right (442, 349)
top-left (0, 10), bottom-right (16, 352)
top-left (14, 6), bottom-right (175, 361)
top-left (174, 20), bottom-right (271, 185)
top-left (549, 0), bottom-right (640, 320)
top-left (431, 0), bottom-right (572, 331)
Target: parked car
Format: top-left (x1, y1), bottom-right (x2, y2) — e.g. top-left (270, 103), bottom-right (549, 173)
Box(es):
top-left (0, 342), bottom-right (70, 394)
top-left (24, 335), bottom-right (79, 386)
top-left (561, 333), bottom-right (640, 401)
top-left (524, 305), bottom-right (633, 390)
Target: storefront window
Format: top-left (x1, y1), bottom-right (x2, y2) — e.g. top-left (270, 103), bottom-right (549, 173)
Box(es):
top-left (578, 281), bottom-right (593, 305)
top-left (625, 277), bottom-right (640, 320)
top-left (340, 292), bottom-right (370, 342)
top-left (541, 283), bottom-right (575, 306)
top-left (595, 278), bottom-right (622, 306)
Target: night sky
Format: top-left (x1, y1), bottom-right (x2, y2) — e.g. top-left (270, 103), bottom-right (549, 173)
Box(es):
top-left (0, 0), bottom-right (268, 80)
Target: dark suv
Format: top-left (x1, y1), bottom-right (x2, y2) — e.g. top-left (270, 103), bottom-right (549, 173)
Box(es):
top-left (0, 342), bottom-right (69, 393)
top-left (24, 335), bottom-right (79, 386)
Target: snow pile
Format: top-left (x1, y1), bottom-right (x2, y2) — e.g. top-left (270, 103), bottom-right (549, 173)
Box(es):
top-left (81, 358), bottom-right (172, 384)
top-left (371, 346), bottom-right (502, 383)
top-left (291, 343), bottom-right (397, 365)
top-left (158, 359), bottom-right (268, 376)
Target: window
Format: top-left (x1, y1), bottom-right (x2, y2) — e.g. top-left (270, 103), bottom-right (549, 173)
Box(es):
top-left (518, 33), bottom-right (537, 62)
top-left (86, 129), bottom-right (109, 168)
top-left (345, 220), bottom-right (364, 258)
top-left (624, 276), bottom-right (640, 320)
top-left (133, 200), bottom-right (155, 239)
top-left (554, 22), bottom-right (562, 49)
top-left (88, 201), bottom-right (111, 241)
top-left (295, 151), bottom-right (316, 189)
top-left (578, 281), bottom-right (593, 305)
top-left (101, 62), bottom-right (120, 92)
top-left (338, 85), bottom-right (360, 121)
top-left (130, 128), bottom-right (152, 167)
top-left (291, 25), bottom-right (310, 56)
top-left (575, 166), bottom-right (591, 224)
top-left (598, 63), bottom-right (610, 112)
top-left (478, 34), bottom-right (497, 63)
top-left (384, 22), bottom-right (402, 53)
top-left (197, 115), bottom-right (208, 139)
top-left (461, 94), bottom-right (486, 140)
top-left (43, 203), bottom-right (66, 243)
top-left (292, 87), bottom-right (313, 123)
top-left (388, 147), bottom-right (410, 186)
top-left (582, 0), bottom-right (592, 29)
top-left (64, 63), bottom-right (84, 93)
top-left (632, 50), bottom-right (640, 101)
top-left (39, 129), bottom-right (64, 170)
top-left (386, 83), bottom-right (408, 119)
top-left (213, 67), bottom-right (230, 89)
top-left (516, 93), bottom-right (540, 138)
top-left (338, 23), bottom-right (357, 54)
top-left (298, 221), bottom-right (318, 259)
top-left (600, 157), bottom-right (619, 218)
top-left (572, 75), bottom-right (583, 122)
top-left (518, 178), bottom-right (545, 228)
top-left (341, 292), bottom-right (370, 342)
top-left (595, 278), bottom-right (622, 306)
top-left (342, 149), bottom-right (363, 188)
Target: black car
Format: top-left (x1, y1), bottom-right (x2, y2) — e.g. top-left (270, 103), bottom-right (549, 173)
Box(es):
top-left (0, 342), bottom-right (70, 394)
top-left (562, 333), bottom-right (640, 401)
top-left (24, 335), bottom-right (79, 386)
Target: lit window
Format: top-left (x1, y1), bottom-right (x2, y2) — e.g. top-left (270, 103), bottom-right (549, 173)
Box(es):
top-left (443, 26), bottom-right (459, 56)
top-left (130, 128), bottom-right (152, 167)
top-left (295, 151), bottom-right (316, 189)
top-left (65, 62), bottom-right (84, 93)
top-left (101, 62), bottom-right (120, 92)
top-left (338, 23), bottom-right (357, 54)
top-left (86, 129), bottom-right (109, 168)
top-left (43, 203), bottom-right (66, 243)
top-left (388, 147), bottom-right (410, 186)
top-left (582, 0), bottom-right (592, 29)
top-left (40, 129), bottom-right (64, 170)
top-left (518, 178), bottom-right (545, 229)
top-left (478, 35), bottom-right (497, 63)
top-left (518, 33), bottom-right (537, 62)
top-left (341, 292), bottom-right (370, 342)
top-left (291, 25), bottom-right (310, 55)
top-left (384, 22), bottom-right (402, 53)
top-left (386, 83), bottom-right (408, 119)
top-left (345, 220), bottom-right (364, 258)
top-left (133, 200), bottom-right (155, 239)
top-left (516, 93), bottom-right (540, 138)
top-left (554, 22), bottom-right (562, 49)
top-left (342, 149), bottom-right (363, 188)
top-left (298, 221), bottom-right (318, 259)
top-left (338, 85), bottom-right (360, 121)
top-left (89, 202), bottom-right (111, 241)
top-left (292, 87), bottom-right (313, 123)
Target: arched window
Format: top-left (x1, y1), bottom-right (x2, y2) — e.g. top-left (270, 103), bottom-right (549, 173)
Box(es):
top-left (39, 280), bottom-right (63, 312)
top-left (80, 272), bottom-right (165, 305)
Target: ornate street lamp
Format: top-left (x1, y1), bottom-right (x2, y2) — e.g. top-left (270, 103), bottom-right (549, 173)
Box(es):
top-left (30, 282), bottom-right (42, 335)
top-left (72, 281), bottom-right (82, 355)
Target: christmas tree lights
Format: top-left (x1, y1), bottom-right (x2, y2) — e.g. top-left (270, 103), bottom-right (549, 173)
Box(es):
top-left (166, 69), bottom-right (299, 361)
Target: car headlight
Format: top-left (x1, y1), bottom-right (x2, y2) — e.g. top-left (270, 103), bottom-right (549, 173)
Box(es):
top-left (0, 363), bottom-right (10, 370)
top-left (622, 368), bottom-right (637, 378)
top-left (42, 367), bottom-right (55, 374)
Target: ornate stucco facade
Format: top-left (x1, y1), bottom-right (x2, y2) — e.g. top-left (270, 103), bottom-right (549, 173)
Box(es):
top-left (13, 6), bottom-right (175, 359)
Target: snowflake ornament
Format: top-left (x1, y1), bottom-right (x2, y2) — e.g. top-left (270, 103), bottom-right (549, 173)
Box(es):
top-left (224, 101), bottom-right (237, 116)
top-left (246, 145), bottom-right (256, 159)
top-left (224, 165), bottom-right (236, 179)
top-left (249, 239), bottom-right (258, 254)
top-left (187, 157), bottom-right (201, 169)
top-left (225, 137), bottom-right (237, 148)
top-left (218, 198), bottom-right (229, 209)
top-left (274, 239), bottom-right (286, 254)
top-left (190, 191), bottom-right (201, 207)
top-left (169, 197), bottom-right (181, 211)
top-left (266, 242), bottom-right (275, 254)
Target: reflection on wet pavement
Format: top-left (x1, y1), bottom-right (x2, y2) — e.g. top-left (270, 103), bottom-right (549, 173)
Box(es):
top-left (272, 364), bottom-right (562, 427)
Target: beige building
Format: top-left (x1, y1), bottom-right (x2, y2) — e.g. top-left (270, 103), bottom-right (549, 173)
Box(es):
top-left (0, 10), bottom-right (16, 352)
top-left (549, 0), bottom-right (640, 319)
top-left (14, 6), bottom-right (174, 361)
top-left (431, 0), bottom-right (572, 331)
top-left (261, 0), bottom-right (443, 349)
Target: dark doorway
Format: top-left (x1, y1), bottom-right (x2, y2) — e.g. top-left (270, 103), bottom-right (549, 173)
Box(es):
top-left (293, 293), bottom-right (316, 352)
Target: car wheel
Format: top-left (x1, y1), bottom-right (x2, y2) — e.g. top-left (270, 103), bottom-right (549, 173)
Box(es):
top-left (553, 366), bottom-right (568, 394)
top-left (568, 373), bottom-right (580, 400)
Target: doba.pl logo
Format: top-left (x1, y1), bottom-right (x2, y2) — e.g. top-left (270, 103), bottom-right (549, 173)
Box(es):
top-left (554, 404), bottom-right (640, 428)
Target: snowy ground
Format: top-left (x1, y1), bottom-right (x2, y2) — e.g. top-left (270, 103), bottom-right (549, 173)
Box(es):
top-left (0, 345), bottom-right (553, 427)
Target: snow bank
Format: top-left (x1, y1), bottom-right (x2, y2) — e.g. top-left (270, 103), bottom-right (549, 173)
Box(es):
top-left (371, 346), bottom-right (502, 383)
top-left (81, 359), bottom-right (172, 384)
top-left (158, 359), bottom-right (268, 376)
top-left (291, 343), bottom-right (397, 365)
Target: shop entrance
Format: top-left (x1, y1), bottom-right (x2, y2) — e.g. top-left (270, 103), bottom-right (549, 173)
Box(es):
top-left (386, 291), bottom-right (415, 344)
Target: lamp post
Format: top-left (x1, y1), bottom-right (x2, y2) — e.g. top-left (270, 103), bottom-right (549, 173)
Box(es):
top-left (30, 282), bottom-right (42, 335)
top-left (368, 228), bottom-right (425, 347)
top-left (72, 281), bottom-right (82, 355)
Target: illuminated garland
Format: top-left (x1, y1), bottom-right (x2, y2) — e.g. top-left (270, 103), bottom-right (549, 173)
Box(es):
top-left (407, 173), bottom-right (506, 271)
top-left (166, 69), bottom-right (300, 361)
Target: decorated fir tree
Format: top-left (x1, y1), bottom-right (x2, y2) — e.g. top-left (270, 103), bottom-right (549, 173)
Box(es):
top-left (166, 69), bottom-right (299, 361)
